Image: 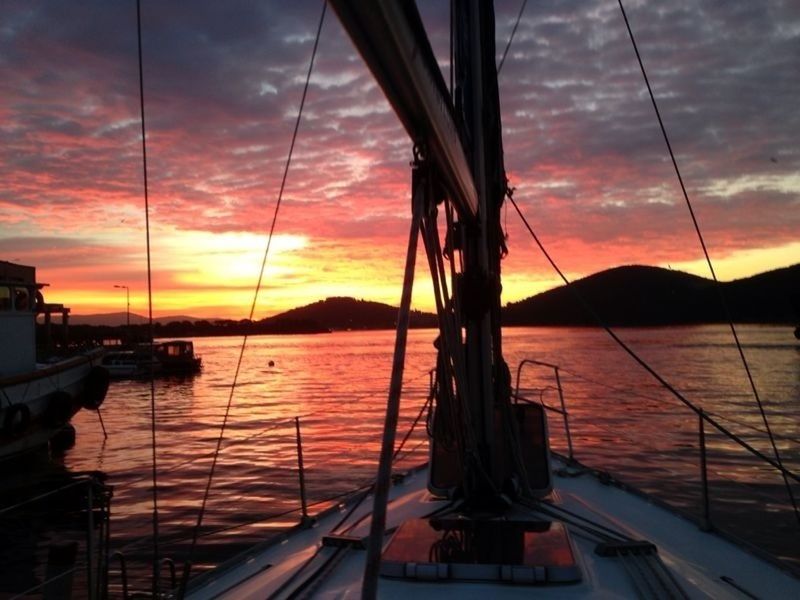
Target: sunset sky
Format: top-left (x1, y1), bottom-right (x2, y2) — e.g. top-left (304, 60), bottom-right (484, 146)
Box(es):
top-left (1, 1), bottom-right (798, 319)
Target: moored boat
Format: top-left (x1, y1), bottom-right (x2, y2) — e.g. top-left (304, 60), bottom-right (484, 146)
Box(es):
top-left (101, 349), bottom-right (162, 379)
top-left (100, 340), bottom-right (200, 378)
top-left (153, 340), bottom-right (202, 374)
top-left (0, 260), bottom-right (109, 461)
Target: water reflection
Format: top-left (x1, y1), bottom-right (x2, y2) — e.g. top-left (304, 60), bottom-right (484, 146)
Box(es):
top-left (3, 325), bottom-right (798, 593)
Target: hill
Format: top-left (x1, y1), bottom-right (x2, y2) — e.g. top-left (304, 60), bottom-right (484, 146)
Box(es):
top-left (65, 312), bottom-right (203, 326)
top-left (503, 264), bottom-right (800, 326)
top-left (62, 264), bottom-right (799, 331)
top-left (59, 298), bottom-right (437, 344)
top-left (269, 297), bottom-right (437, 331)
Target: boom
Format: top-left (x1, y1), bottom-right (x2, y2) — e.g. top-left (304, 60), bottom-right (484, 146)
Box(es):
top-left (330, 0), bottom-right (478, 219)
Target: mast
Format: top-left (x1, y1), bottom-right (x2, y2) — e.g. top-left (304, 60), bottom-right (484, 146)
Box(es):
top-left (330, 0), bottom-right (510, 508)
top-left (452, 0), bottom-right (509, 505)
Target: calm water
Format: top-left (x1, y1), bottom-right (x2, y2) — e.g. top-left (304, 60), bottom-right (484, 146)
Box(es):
top-left (3, 325), bottom-right (800, 595)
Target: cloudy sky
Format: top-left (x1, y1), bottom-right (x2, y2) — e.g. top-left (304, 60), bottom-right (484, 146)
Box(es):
top-left (1, 0), bottom-right (798, 318)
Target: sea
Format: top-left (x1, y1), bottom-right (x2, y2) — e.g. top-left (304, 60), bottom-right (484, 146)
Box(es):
top-left (2, 325), bottom-right (799, 597)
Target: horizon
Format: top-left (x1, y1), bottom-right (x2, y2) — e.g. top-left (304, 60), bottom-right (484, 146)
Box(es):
top-left (3, 2), bottom-right (799, 319)
top-left (61, 262), bottom-right (799, 320)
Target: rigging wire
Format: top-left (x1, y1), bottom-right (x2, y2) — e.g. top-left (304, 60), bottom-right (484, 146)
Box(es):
top-left (134, 1), bottom-right (160, 593)
top-left (267, 392), bottom-right (434, 600)
top-left (497, 0), bottom-right (528, 74)
top-left (177, 2), bottom-right (328, 595)
top-left (449, 0), bottom-right (454, 97)
top-left (549, 364), bottom-right (800, 446)
top-left (124, 369), bottom-right (432, 488)
top-left (362, 169), bottom-right (424, 600)
top-left (616, 0), bottom-right (798, 525)
top-left (507, 194), bottom-right (800, 487)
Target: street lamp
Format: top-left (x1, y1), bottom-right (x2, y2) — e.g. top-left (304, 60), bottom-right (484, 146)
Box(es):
top-left (113, 284), bottom-right (130, 342)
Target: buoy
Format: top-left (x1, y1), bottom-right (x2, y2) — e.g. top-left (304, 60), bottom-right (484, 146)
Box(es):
top-left (82, 366), bottom-right (110, 410)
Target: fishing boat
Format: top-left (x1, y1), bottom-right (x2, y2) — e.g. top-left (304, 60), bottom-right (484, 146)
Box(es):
top-left (166, 2), bottom-right (800, 599)
top-left (0, 260), bottom-right (109, 461)
top-left (100, 341), bottom-right (200, 379)
top-left (100, 339), bottom-right (201, 378)
top-left (101, 349), bottom-right (162, 379)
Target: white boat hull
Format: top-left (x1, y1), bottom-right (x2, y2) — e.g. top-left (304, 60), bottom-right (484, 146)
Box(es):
top-left (187, 458), bottom-right (800, 599)
top-left (0, 348), bottom-right (106, 460)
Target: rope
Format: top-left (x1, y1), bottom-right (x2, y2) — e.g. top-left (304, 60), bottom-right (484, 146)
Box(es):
top-left (705, 410), bottom-right (800, 445)
top-left (177, 3), bottom-right (328, 595)
top-left (616, 0), bottom-right (798, 525)
top-left (116, 480), bottom-right (374, 555)
top-left (134, 1), bottom-right (160, 593)
top-left (265, 390), bottom-right (433, 599)
top-left (542, 365), bottom-right (800, 445)
top-left (287, 546), bottom-right (351, 600)
top-left (108, 373), bottom-right (433, 564)
top-left (420, 215), bottom-right (469, 454)
top-left (392, 393), bottom-right (432, 463)
top-left (10, 563), bottom-right (82, 600)
top-left (361, 169), bottom-right (424, 600)
top-left (519, 498), bottom-right (629, 544)
top-left (497, 0), bottom-right (528, 74)
top-left (0, 478), bottom-right (91, 516)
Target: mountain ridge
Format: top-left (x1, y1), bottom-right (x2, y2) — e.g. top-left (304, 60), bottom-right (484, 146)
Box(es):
top-left (503, 264), bottom-right (800, 326)
top-left (67, 264), bottom-right (799, 328)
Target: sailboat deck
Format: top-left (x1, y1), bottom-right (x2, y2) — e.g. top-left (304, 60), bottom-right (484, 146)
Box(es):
top-left (187, 457), bottom-right (800, 599)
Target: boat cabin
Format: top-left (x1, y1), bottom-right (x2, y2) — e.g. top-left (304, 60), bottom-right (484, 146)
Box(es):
top-left (153, 340), bottom-right (202, 373)
top-left (0, 261), bottom-right (40, 377)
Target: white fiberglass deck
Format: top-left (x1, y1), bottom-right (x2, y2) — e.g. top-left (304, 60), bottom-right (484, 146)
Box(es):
top-left (188, 458), bottom-right (800, 599)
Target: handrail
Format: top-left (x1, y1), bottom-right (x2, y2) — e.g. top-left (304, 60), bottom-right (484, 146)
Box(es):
top-left (514, 357), bottom-right (800, 531)
top-left (2, 476), bottom-right (111, 598)
top-left (111, 552), bottom-right (129, 600)
top-left (0, 477), bottom-right (93, 515)
top-left (514, 359), bottom-right (574, 461)
top-left (295, 416), bottom-right (309, 522)
top-left (161, 557), bottom-right (177, 592)
top-left (699, 413), bottom-right (800, 484)
top-left (514, 395), bottom-right (567, 417)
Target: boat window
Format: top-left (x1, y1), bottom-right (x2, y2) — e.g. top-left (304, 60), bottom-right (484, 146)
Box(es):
top-left (13, 287), bottom-right (31, 311)
top-left (0, 286), bottom-right (11, 311)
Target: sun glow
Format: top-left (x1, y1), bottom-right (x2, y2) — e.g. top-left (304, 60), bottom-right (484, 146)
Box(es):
top-left (665, 241), bottom-right (800, 281)
top-left (161, 230), bottom-right (308, 287)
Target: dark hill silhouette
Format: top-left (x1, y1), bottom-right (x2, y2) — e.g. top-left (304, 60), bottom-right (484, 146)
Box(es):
top-left (64, 312), bottom-right (201, 326)
top-left (65, 264), bottom-right (799, 334)
top-left (503, 264), bottom-right (800, 326)
top-left (270, 297), bottom-right (437, 331)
